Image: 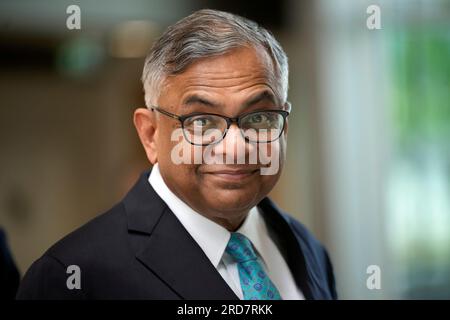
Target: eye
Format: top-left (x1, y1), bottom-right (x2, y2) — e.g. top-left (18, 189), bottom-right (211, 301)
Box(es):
top-left (184, 115), bottom-right (219, 131)
top-left (192, 117), bottom-right (211, 127)
top-left (247, 113), bottom-right (269, 124)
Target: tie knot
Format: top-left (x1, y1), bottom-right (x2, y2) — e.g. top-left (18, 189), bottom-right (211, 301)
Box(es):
top-left (226, 232), bottom-right (258, 263)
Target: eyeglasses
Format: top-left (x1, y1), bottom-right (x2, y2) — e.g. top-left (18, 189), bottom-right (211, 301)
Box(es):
top-left (150, 103), bottom-right (291, 146)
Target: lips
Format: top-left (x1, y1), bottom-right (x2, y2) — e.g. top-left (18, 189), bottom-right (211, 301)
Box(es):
top-left (212, 169), bottom-right (258, 174)
top-left (203, 168), bottom-right (260, 182)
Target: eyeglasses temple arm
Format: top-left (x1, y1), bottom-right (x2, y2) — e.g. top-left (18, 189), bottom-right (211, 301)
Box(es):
top-left (150, 106), bottom-right (180, 120)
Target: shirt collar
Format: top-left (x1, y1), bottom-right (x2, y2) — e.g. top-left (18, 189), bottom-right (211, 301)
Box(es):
top-left (235, 205), bottom-right (270, 267)
top-left (148, 163), bottom-right (269, 268)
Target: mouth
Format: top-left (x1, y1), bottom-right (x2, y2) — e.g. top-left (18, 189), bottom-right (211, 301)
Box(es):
top-left (203, 168), bottom-right (260, 182)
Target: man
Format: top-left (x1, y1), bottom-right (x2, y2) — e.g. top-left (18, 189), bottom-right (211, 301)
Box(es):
top-left (17, 9), bottom-right (337, 300)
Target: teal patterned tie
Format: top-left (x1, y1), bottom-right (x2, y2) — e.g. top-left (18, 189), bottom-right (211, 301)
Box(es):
top-left (226, 232), bottom-right (282, 300)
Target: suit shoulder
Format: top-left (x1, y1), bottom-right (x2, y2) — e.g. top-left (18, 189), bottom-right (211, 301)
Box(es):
top-left (281, 213), bottom-right (324, 251)
top-left (279, 211), bottom-right (338, 299)
top-left (16, 254), bottom-right (84, 299)
top-left (280, 212), bottom-right (333, 266)
top-left (17, 202), bottom-right (130, 299)
top-left (44, 202), bottom-right (127, 265)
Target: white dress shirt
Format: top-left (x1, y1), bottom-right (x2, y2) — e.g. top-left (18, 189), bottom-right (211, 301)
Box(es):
top-left (148, 163), bottom-right (304, 300)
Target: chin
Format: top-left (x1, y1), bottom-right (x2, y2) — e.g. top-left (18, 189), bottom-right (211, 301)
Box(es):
top-left (206, 189), bottom-right (260, 212)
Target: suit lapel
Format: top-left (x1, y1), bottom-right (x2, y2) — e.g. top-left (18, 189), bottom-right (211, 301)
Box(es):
top-left (258, 197), bottom-right (324, 299)
top-left (124, 169), bottom-right (238, 300)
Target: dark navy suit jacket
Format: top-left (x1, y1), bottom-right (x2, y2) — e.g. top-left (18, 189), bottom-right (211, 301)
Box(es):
top-left (17, 169), bottom-right (337, 300)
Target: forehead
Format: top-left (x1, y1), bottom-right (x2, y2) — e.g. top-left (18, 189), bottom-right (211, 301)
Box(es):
top-left (160, 47), bottom-right (278, 105)
top-left (180, 46), bottom-right (273, 79)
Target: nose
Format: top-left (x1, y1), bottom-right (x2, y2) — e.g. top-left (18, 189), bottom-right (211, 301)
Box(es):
top-left (225, 123), bottom-right (245, 145)
top-left (212, 123), bottom-right (255, 163)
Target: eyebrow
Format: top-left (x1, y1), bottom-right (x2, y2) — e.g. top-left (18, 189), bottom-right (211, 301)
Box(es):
top-left (183, 95), bottom-right (223, 108)
top-left (242, 90), bottom-right (277, 108)
top-left (182, 90), bottom-right (277, 110)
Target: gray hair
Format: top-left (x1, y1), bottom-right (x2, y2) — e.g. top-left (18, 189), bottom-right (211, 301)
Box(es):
top-left (141, 9), bottom-right (289, 107)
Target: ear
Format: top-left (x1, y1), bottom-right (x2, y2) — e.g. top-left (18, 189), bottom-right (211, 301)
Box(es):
top-left (133, 108), bottom-right (158, 164)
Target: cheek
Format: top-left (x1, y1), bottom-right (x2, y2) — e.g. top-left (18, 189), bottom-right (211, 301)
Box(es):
top-left (281, 138), bottom-right (287, 161)
top-left (164, 129), bottom-right (206, 169)
top-left (260, 167), bottom-right (282, 189)
top-left (156, 127), bottom-right (197, 181)
top-left (256, 140), bottom-right (285, 176)
top-left (276, 136), bottom-right (287, 166)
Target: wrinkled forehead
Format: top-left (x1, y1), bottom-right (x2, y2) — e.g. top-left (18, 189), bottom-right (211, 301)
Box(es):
top-left (159, 46), bottom-right (280, 109)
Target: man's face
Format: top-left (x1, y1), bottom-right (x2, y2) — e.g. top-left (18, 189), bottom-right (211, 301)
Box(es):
top-left (137, 46), bottom-right (288, 229)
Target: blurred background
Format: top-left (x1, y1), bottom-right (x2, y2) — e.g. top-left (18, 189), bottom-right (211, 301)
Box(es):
top-left (0, 0), bottom-right (449, 299)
